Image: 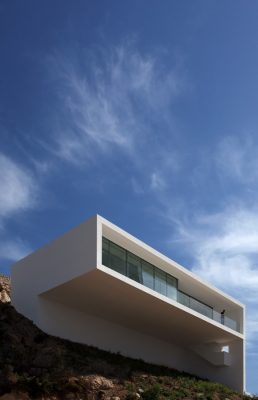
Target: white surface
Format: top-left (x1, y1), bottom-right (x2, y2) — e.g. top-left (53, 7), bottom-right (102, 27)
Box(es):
top-left (11, 214), bottom-right (245, 392)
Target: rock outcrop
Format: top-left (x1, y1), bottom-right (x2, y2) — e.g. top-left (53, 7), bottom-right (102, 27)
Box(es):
top-left (0, 275), bottom-right (11, 303)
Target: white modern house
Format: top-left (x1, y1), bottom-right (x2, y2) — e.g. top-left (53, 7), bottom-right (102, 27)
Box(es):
top-left (12, 215), bottom-right (245, 392)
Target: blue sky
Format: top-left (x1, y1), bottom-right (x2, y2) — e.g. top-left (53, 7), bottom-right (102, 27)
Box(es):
top-left (0, 0), bottom-right (258, 393)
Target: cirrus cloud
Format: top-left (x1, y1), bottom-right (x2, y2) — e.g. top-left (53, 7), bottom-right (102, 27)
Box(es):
top-left (49, 43), bottom-right (185, 167)
top-left (0, 153), bottom-right (38, 220)
top-left (0, 153), bottom-right (38, 262)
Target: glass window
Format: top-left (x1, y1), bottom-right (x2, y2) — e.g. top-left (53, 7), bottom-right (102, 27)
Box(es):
top-left (178, 291), bottom-right (190, 307)
top-left (224, 316), bottom-right (238, 331)
top-left (102, 237), bottom-right (110, 267)
top-left (102, 237), bottom-right (224, 326)
top-left (127, 252), bottom-right (142, 283)
top-left (142, 261), bottom-right (154, 289)
top-left (167, 275), bottom-right (177, 300)
top-left (109, 242), bottom-right (126, 275)
top-left (154, 268), bottom-right (167, 296)
top-left (213, 310), bottom-right (221, 323)
top-left (190, 297), bottom-right (213, 319)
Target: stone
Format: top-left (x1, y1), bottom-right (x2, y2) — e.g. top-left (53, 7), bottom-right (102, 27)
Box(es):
top-left (0, 290), bottom-right (11, 303)
top-left (87, 375), bottom-right (114, 390)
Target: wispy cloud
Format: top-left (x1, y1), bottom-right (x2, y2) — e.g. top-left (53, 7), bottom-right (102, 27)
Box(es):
top-left (215, 135), bottom-right (258, 184)
top-left (150, 171), bottom-right (166, 191)
top-left (0, 153), bottom-right (38, 264)
top-left (50, 43), bottom-right (184, 167)
top-left (131, 148), bottom-right (182, 196)
top-left (0, 238), bottom-right (31, 261)
top-left (0, 153), bottom-right (38, 220)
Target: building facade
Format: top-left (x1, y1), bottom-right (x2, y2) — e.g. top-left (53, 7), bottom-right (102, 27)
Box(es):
top-left (12, 215), bottom-right (245, 392)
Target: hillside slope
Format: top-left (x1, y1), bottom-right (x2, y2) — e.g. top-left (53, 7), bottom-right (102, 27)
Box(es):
top-left (0, 276), bottom-right (254, 400)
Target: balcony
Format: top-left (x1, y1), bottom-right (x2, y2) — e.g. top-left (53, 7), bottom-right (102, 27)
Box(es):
top-left (102, 237), bottom-right (240, 333)
top-left (177, 290), bottom-right (239, 332)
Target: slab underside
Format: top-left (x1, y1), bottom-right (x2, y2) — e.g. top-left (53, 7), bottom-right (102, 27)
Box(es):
top-left (41, 268), bottom-right (241, 349)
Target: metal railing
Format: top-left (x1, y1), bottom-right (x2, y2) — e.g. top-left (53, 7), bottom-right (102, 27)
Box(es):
top-left (177, 290), bottom-right (213, 319)
top-left (178, 291), bottom-right (240, 332)
top-left (102, 237), bottom-right (241, 333)
top-left (213, 310), bottom-right (239, 332)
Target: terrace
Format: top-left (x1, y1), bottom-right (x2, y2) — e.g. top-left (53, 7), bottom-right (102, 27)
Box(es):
top-left (102, 237), bottom-right (240, 333)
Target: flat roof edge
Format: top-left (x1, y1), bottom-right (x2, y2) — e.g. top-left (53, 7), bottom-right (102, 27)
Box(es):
top-left (98, 215), bottom-right (245, 309)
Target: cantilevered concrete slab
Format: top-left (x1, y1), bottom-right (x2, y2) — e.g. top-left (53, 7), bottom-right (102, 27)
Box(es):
top-left (11, 215), bottom-right (245, 392)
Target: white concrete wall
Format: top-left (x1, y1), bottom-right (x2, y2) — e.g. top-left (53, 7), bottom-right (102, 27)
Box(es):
top-left (211, 339), bottom-right (244, 393)
top-left (38, 297), bottom-right (243, 392)
top-left (11, 214), bottom-right (245, 392)
top-left (12, 215), bottom-right (98, 322)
